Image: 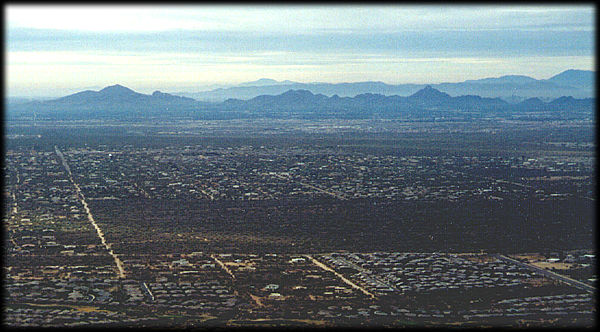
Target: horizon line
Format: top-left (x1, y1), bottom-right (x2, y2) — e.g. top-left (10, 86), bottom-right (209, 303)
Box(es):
top-left (7, 68), bottom-right (593, 98)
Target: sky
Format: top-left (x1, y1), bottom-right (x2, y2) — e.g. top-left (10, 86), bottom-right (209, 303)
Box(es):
top-left (5, 5), bottom-right (596, 97)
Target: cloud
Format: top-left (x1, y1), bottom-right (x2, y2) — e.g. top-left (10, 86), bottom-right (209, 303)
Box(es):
top-left (7, 27), bottom-right (593, 58)
top-left (6, 5), bottom-right (594, 33)
top-left (5, 5), bottom-right (595, 96)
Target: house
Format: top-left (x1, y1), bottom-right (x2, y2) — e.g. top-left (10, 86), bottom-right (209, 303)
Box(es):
top-left (263, 284), bottom-right (279, 291)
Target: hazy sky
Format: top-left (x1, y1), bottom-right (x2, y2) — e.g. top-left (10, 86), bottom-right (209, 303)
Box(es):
top-left (6, 5), bottom-right (595, 97)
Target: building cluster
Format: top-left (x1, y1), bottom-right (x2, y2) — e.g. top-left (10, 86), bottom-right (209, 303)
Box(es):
top-left (55, 145), bottom-right (592, 203)
top-left (2, 142), bottom-right (595, 327)
top-left (321, 253), bottom-right (536, 295)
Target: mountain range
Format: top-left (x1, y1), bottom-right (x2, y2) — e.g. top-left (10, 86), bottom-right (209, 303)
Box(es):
top-left (218, 86), bottom-right (593, 118)
top-left (220, 86), bottom-right (509, 113)
top-left (46, 84), bottom-right (200, 109)
top-left (8, 84), bottom-right (208, 119)
top-left (175, 69), bottom-right (594, 102)
top-left (7, 82), bottom-right (594, 121)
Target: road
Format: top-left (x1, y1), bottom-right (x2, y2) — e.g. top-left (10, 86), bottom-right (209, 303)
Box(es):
top-left (305, 255), bottom-right (375, 299)
top-left (332, 255), bottom-right (399, 292)
top-left (211, 254), bottom-right (236, 279)
top-left (141, 282), bottom-right (155, 301)
top-left (55, 146), bottom-right (126, 278)
top-left (494, 254), bottom-right (595, 294)
top-left (273, 173), bottom-right (349, 200)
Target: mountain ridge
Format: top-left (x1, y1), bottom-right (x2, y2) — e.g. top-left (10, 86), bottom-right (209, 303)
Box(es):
top-left (176, 69), bottom-right (594, 102)
top-left (7, 82), bottom-right (594, 120)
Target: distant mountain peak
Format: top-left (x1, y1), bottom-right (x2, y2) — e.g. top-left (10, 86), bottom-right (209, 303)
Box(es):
top-left (151, 90), bottom-right (196, 102)
top-left (547, 69), bottom-right (594, 89)
top-left (522, 97), bottom-right (544, 103)
top-left (552, 96), bottom-right (576, 102)
top-left (99, 84), bottom-right (136, 95)
top-left (152, 90), bottom-right (176, 98)
top-left (101, 84), bottom-right (128, 90)
top-left (409, 86), bottom-right (451, 100)
top-left (553, 69), bottom-right (591, 76)
top-left (463, 75), bottom-right (537, 85)
top-left (552, 69), bottom-right (594, 80)
top-left (238, 78), bottom-right (296, 87)
top-left (282, 89), bottom-right (314, 95)
top-left (518, 97), bottom-right (546, 107)
top-left (152, 90), bottom-right (169, 97)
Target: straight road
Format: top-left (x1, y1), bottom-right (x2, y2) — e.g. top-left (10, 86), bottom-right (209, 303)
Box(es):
top-left (332, 255), bottom-right (399, 292)
top-left (494, 254), bottom-right (595, 293)
top-left (273, 173), bottom-right (349, 200)
top-left (141, 282), bottom-right (155, 301)
top-left (305, 255), bottom-right (375, 299)
top-left (211, 254), bottom-right (236, 279)
top-left (55, 146), bottom-right (126, 278)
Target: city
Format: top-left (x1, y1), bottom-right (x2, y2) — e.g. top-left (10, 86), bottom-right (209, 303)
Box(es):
top-left (3, 119), bottom-right (595, 327)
